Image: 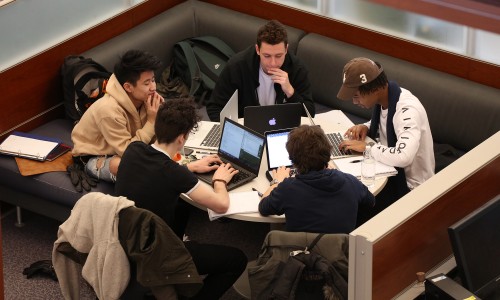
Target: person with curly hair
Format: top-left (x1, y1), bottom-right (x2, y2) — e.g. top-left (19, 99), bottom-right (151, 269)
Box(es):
top-left (259, 125), bottom-right (375, 233)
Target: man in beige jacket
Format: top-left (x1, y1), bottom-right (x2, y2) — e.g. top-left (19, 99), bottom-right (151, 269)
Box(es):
top-left (70, 50), bottom-right (163, 190)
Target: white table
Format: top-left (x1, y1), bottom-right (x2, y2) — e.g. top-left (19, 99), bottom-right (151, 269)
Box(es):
top-left (182, 110), bottom-right (387, 223)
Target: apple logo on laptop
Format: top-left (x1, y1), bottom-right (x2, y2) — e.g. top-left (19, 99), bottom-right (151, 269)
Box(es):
top-left (268, 118), bottom-right (277, 126)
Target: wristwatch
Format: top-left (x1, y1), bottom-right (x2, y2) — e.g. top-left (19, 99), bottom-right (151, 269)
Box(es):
top-left (270, 178), bottom-right (281, 186)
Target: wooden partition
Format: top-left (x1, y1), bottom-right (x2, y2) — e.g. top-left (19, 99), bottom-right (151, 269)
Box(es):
top-left (349, 132), bottom-right (500, 299)
top-left (0, 0), bottom-right (183, 139)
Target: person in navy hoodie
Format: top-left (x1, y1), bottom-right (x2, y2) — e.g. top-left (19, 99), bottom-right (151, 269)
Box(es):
top-left (259, 125), bottom-right (375, 233)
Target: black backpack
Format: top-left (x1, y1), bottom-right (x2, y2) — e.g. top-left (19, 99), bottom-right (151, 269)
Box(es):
top-left (61, 55), bottom-right (111, 123)
top-left (157, 36), bottom-right (234, 103)
top-left (249, 233), bottom-right (348, 300)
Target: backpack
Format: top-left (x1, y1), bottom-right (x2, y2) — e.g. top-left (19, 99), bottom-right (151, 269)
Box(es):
top-left (61, 55), bottom-right (111, 123)
top-left (248, 231), bottom-right (348, 300)
top-left (157, 36), bottom-right (234, 103)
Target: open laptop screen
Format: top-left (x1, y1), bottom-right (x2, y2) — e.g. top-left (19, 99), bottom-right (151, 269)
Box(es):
top-left (219, 118), bottom-right (264, 175)
top-left (220, 89), bottom-right (238, 123)
top-left (265, 128), bottom-right (294, 170)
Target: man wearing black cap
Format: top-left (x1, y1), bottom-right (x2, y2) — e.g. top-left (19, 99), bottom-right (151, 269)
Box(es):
top-left (338, 57), bottom-right (435, 225)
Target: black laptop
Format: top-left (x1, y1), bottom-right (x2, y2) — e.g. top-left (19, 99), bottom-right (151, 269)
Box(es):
top-left (244, 103), bottom-right (302, 135)
top-left (196, 118), bottom-right (265, 191)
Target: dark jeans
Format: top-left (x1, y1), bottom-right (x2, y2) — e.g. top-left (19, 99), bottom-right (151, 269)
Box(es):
top-left (172, 198), bottom-right (193, 239)
top-left (184, 241), bottom-right (248, 300)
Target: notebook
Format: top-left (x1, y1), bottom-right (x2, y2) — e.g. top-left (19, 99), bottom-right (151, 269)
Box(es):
top-left (302, 103), bottom-right (358, 159)
top-left (196, 118), bottom-right (265, 191)
top-left (264, 128), bottom-right (297, 181)
top-left (0, 131), bottom-right (61, 161)
top-left (184, 90), bottom-right (238, 151)
top-left (243, 103), bottom-right (302, 135)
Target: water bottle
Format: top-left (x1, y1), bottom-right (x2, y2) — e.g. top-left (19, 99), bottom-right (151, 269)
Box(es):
top-left (361, 145), bottom-right (375, 188)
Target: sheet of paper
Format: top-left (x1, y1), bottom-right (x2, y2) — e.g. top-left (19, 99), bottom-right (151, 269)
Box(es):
top-left (207, 190), bottom-right (261, 221)
top-left (333, 156), bottom-right (398, 179)
top-left (315, 110), bottom-right (354, 128)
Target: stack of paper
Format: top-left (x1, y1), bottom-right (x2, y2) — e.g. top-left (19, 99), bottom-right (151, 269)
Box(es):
top-left (207, 191), bottom-right (261, 221)
top-left (333, 156), bottom-right (398, 178)
top-left (0, 132), bottom-right (60, 161)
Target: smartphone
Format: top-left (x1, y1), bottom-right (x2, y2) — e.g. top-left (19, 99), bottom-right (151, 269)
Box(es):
top-left (46, 143), bottom-right (72, 161)
top-left (183, 147), bottom-right (194, 156)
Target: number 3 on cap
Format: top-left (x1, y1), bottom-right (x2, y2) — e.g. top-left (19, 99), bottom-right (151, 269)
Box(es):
top-left (360, 74), bottom-right (367, 83)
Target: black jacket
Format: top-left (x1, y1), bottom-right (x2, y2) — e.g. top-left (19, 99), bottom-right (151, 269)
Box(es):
top-left (119, 206), bottom-right (203, 297)
top-left (206, 46), bottom-right (315, 121)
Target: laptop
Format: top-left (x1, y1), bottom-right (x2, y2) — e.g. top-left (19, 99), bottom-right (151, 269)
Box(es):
top-left (196, 118), bottom-right (265, 191)
top-left (243, 103), bottom-right (302, 135)
top-left (264, 128), bottom-right (297, 181)
top-left (302, 103), bottom-right (357, 159)
top-left (184, 90), bottom-right (238, 151)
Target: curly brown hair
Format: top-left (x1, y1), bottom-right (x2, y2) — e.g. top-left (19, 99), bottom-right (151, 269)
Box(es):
top-left (256, 20), bottom-right (288, 47)
top-left (155, 97), bottom-right (201, 144)
top-left (286, 125), bottom-right (332, 174)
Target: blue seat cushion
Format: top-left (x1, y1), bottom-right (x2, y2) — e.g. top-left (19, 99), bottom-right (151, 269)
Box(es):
top-left (0, 119), bottom-right (114, 214)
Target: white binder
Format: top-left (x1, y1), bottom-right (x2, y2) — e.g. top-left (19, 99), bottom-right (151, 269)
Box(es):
top-left (0, 132), bottom-right (60, 161)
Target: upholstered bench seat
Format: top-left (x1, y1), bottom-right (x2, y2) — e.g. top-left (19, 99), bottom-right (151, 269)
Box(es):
top-left (0, 119), bottom-right (114, 222)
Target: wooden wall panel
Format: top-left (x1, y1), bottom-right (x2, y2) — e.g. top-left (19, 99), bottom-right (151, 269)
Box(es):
top-left (371, 156), bottom-right (500, 300)
top-left (200, 0), bottom-right (500, 90)
top-left (0, 0), bottom-right (183, 138)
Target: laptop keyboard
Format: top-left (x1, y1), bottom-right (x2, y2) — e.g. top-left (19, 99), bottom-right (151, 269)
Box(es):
top-left (326, 132), bottom-right (352, 157)
top-left (229, 170), bottom-right (251, 185)
top-left (201, 124), bottom-right (221, 148)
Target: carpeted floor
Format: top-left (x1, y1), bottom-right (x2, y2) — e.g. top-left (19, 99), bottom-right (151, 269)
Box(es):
top-left (1, 201), bottom-right (270, 299)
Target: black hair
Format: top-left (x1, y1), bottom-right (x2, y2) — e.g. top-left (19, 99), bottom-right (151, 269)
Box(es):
top-left (114, 50), bottom-right (162, 86)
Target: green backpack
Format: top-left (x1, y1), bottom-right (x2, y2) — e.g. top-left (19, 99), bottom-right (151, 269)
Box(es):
top-left (162, 36), bottom-right (235, 104)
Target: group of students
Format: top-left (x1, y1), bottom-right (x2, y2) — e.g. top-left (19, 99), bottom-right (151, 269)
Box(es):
top-left (69, 19), bottom-right (434, 298)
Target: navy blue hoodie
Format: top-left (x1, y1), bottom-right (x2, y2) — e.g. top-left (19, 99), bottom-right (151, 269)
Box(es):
top-left (259, 168), bottom-right (375, 233)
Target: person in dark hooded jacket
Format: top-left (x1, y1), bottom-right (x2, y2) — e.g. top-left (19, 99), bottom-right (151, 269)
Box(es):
top-left (205, 19), bottom-right (314, 121)
top-left (259, 125), bottom-right (375, 233)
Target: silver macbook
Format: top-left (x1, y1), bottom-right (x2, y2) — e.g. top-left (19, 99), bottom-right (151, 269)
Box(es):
top-left (302, 103), bottom-right (357, 159)
top-left (243, 103), bottom-right (302, 135)
top-left (185, 90), bottom-right (238, 151)
top-left (196, 118), bottom-right (265, 191)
